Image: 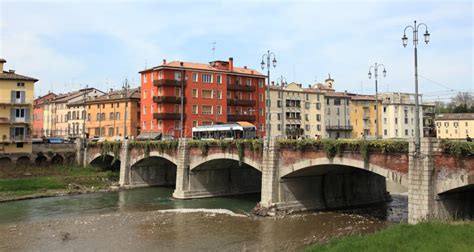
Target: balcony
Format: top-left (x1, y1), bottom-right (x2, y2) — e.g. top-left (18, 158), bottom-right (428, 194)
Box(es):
top-left (227, 114), bottom-right (256, 122)
top-left (0, 98), bottom-right (32, 105)
top-left (0, 117), bottom-right (30, 124)
top-left (363, 113), bottom-right (370, 119)
top-left (153, 113), bottom-right (184, 120)
top-left (227, 84), bottom-right (256, 92)
top-left (153, 96), bottom-right (186, 104)
top-left (227, 99), bottom-right (256, 106)
top-left (325, 125), bottom-right (353, 131)
top-left (10, 135), bottom-right (31, 142)
top-left (153, 79), bottom-right (184, 87)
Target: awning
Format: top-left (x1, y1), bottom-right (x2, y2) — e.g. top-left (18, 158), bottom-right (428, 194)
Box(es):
top-left (136, 132), bottom-right (162, 140)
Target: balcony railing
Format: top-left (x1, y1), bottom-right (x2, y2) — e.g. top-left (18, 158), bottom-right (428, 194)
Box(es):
top-left (153, 79), bottom-right (184, 87)
top-left (153, 113), bottom-right (184, 120)
top-left (325, 125), bottom-right (353, 131)
top-left (0, 98), bottom-right (32, 105)
top-left (227, 99), bottom-right (256, 106)
top-left (0, 117), bottom-right (30, 124)
top-left (153, 96), bottom-right (186, 104)
top-left (227, 114), bottom-right (256, 122)
top-left (9, 135), bottom-right (31, 142)
top-left (227, 84), bottom-right (256, 92)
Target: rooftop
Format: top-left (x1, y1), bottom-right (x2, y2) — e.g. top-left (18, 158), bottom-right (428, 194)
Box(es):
top-left (0, 70), bottom-right (38, 82)
top-left (435, 113), bottom-right (474, 120)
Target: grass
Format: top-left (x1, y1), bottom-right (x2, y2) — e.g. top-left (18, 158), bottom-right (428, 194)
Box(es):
top-left (307, 222), bottom-right (474, 252)
top-left (0, 165), bottom-right (119, 201)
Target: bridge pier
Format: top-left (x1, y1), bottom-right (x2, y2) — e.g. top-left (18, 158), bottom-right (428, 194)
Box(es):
top-left (119, 140), bottom-right (131, 187)
top-left (173, 138), bottom-right (191, 198)
top-left (260, 138), bottom-right (280, 208)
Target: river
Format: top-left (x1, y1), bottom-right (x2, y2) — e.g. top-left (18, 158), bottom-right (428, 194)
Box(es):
top-left (0, 186), bottom-right (407, 251)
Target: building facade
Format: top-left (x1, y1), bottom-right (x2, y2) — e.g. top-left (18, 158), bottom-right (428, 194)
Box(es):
top-left (74, 88), bottom-right (141, 140)
top-left (325, 91), bottom-right (352, 139)
top-left (379, 92), bottom-right (424, 139)
top-left (139, 58), bottom-right (266, 138)
top-left (33, 92), bottom-right (56, 138)
top-left (435, 113), bottom-right (474, 140)
top-left (0, 58), bottom-right (37, 154)
top-left (269, 82), bottom-right (325, 139)
top-left (44, 88), bottom-right (103, 138)
top-left (349, 95), bottom-right (382, 139)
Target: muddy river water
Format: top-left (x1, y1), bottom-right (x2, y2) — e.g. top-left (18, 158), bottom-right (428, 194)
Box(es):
top-left (0, 186), bottom-right (407, 251)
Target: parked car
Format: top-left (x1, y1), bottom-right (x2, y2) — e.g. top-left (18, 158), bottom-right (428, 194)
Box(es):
top-left (46, 137), bottom-right (63, 144)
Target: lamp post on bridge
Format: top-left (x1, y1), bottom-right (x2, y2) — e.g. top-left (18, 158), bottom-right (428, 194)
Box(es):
top-left (368, 63), bottom-right (387, 139)
top-left (260, 50), bottom-right (277, 147)
top-left (276, 76), bottom-right (287, 138)
top-left (402, 20), bottom-right (431, 154)
top-left (122, 79), bottom-right (130, 140)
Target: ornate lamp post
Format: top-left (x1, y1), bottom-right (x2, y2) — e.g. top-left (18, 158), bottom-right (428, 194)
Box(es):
top-left (368, 63), bottom-right (387, 138)
top-left (276, 76), bottom-right (287, 138)
top-left (122, 79), bottom-right (130, 139)
top-left (261, 50), bottom-right (277, 146)
top-left (402, 20), bottom-right (430, 153)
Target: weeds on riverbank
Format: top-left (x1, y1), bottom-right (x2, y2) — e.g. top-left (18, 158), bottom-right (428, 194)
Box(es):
top-left (307, 222), bottom-right (474, 252)
top-left (0, 165), bottom-right (119, 201)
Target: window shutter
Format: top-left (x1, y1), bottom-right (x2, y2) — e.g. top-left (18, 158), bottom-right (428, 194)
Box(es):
top-left (25, 108), bottom-right (30, 122)
top-left (21, 91), bottom-right (26, 103)
top-left (10, 127), bottom-right (14, 140)
top-left (10, 108), bottom-right (15, 122)
top-left (11, 91), bottom-right (15, 103)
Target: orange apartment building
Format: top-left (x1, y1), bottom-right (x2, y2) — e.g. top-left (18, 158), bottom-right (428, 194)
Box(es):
top-left (70, 88), bottom-right (141, 140)
top-left (32, 92), bottom-right (56, 138)
top-left (139, 57), bottom-right (266, 138)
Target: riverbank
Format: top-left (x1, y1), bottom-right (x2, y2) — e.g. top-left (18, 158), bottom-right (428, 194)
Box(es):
top-left (307, 222), bottom-right (474, 251)
top-left (0, 165), bottom-right (119, 202)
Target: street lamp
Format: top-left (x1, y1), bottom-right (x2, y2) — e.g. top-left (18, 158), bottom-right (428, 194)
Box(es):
top-left (402, 20), bottom-right (430, 153)
top-left (368, 63), bottom-right (387, 139)
top-left (261, 50), bottom-right (277, 146)
top-left (122, 79), bottom-right (130, 139)
top-left (82, 84), bottom-right (88, 149)
top-left (276, 76), bottom-right (287, 138)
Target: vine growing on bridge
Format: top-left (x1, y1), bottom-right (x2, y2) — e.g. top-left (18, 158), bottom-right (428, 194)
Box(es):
top-left (278, 139), bottom-right (409, 163)
top-left (188, 139), bottom-right (264, 166)
top-left (128, 140), bottom-right (179, 158)
top-left (439, 140), bottom-right (474, 159)
top-left (87, 141), bottom-right (122, 163)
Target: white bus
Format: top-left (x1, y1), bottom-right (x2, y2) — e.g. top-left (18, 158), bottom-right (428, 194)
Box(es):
top-left (192, 122), bottom-right (257, 140)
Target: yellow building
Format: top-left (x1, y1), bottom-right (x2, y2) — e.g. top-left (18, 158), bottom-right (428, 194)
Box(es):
top-left (0, 58), bottom-right (37, 154)
top-left (70, 88), bottom-right (141, 140)
top-left (350, 95), bottom-right (382, 139)
top-left (435, 113), bottom-right (474, 140)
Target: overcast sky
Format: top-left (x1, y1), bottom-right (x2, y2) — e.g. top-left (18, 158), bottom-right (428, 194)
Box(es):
top-left (1, 0), bottom-right (472, 102)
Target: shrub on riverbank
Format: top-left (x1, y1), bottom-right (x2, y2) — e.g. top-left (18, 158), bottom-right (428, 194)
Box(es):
top-left (307, 222), bottom-right (474, 252)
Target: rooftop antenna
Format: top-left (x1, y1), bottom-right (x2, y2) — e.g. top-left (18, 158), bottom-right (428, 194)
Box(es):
top-left (211, 42), bottom-right (216, 60)
top-left (314, 76), bottom-right (317, 83)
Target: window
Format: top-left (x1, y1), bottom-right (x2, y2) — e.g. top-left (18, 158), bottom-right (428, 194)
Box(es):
top-left (305, 125), bottom-right (310, 131)
top-left (277, 124), bottom-right (281, 131)
top-left (109, 112), bottom-right (114, 120)
top-left (317, 124), bottom-right (321, 131)
top-left (334, 99), bottom-right (341, 105)
top-left (444, 122), bottom-right (449, 127)
top-left (305, 114), bottom-right (309, 121)
top-left (259, 94), bottom-right (263, 102)
top-left (454, 122), bottom-right (459, 127)
top-left (277, 113), bottom-right (281, 120)
top-left (217, 90), bottom-right (222, 99)
top-left (305, 94), bottom-right (309, 100)
top-left (17, 82), bottom-right (25, 87)
top-left (193, 121), bottom-right (197, 127)
top-left (217, 75), bottom-right (222, 84)
top-left (305, 102), bottom-right (310, 109)
top-left (383, 106), bottom-right (387, 113)
top-left (259, 108), bottom-right (264, 116)
top-left (317, 114), bottom-right (321, 121)
top-left (108, 127), bottom-right (114, 136)
top-left (115, 112), bottom-right (120, 120)
top-left (202, 74), bottom-right (212, 83)
top-left (202, 90), bottom-right (213, 99)
top-left (192, 105), bottom-right (198, 114)
top-left (143, 90), bottom-right (147, 99)
top-left (158, 120), bottom-right (162, 129)
top-left (202, 105), bottom-right (213, 115)
top-left (395, 118), bottom-right (398, 124)
top-left (258, 79), bottom-right (263, 88)
top-left (405, 118), bottom-right (408, 124)
top-left (277, 100), bottom-right (281, 108)
top-left (87, 113), bottom-right (91, 121)
top-left (143, 106), bottom-right (147, 115)
top-left (395, 129), bottom-right (398, 136)
top-left (158, 71), bottom-right (163, 80)
top-left (151, 105), bottom-right (154, 114)
top-left (384, 118), bottom-right (387, 124)
top-left (143, 121), bottom-right (146, 130)
top-left (246, 79), bottom-right (251, 86)
top-left (217, 106), bottom-right (222, 115)
top-left (143, 74), bottom-right (147, 83)
top-left (316, 103), bottom-right (321, 110)
top-left (174, 120), bottom-right (180, 130)
top-left (174, 71), bottom-right (182, 81)
top-left (405, 129), bottom-right (408, 136)
top-left (384, 129), bottom-right (387, 136)
top-left (192, 89), bottom-right (198, 98)
top-left (96, 113), bottom-right (100, 121)
top-left (192, 73), bottom-right (198, 82)
top-left (150, 121), bottom-right (154, 130)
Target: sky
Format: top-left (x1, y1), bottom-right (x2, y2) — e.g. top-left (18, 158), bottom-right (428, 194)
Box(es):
top-left (0, 0), bottom-right (472, 103)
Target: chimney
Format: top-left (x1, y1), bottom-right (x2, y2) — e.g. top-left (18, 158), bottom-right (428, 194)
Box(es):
top-left (162, 59), bottom-right (166, 65)
top-left (180, 62), bottom-right (184, 66)
top-left (8, 69), bottom-right (15, 74)
top-left (243, 66), bottom-right (247, 69)
top-left (229, 57), bottom-right (234, 72)
top-left (271, 81), bottom-right (275, 86)
top-left (0, 58), bottom-right (5, 72)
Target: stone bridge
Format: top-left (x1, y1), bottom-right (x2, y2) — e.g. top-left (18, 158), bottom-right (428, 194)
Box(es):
top-left (0, 143), bottom-right (78, 168)
top-left (84, 138), bottom-right (474, 224)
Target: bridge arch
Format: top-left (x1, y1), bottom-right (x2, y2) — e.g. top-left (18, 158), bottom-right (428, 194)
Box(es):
top-left (190, 153), bottom-right (261, 172)
top-left (436, 171), bottom-right (474, 195)
top-left (130, 151), bottom-right (178, 167)
top-left (89, 153), bottom-right (121, 171)
top-left (281, 157), bottom-right (408, 187)
top-left (129, 153), bottom-right (177, 187)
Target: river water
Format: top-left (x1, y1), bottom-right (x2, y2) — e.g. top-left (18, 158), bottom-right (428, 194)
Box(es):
top-left (0, 186), bottom-right (407, 251)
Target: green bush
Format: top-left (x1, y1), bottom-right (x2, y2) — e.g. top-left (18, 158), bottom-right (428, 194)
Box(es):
top-left (439, 140), bottom-right (474, 159)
